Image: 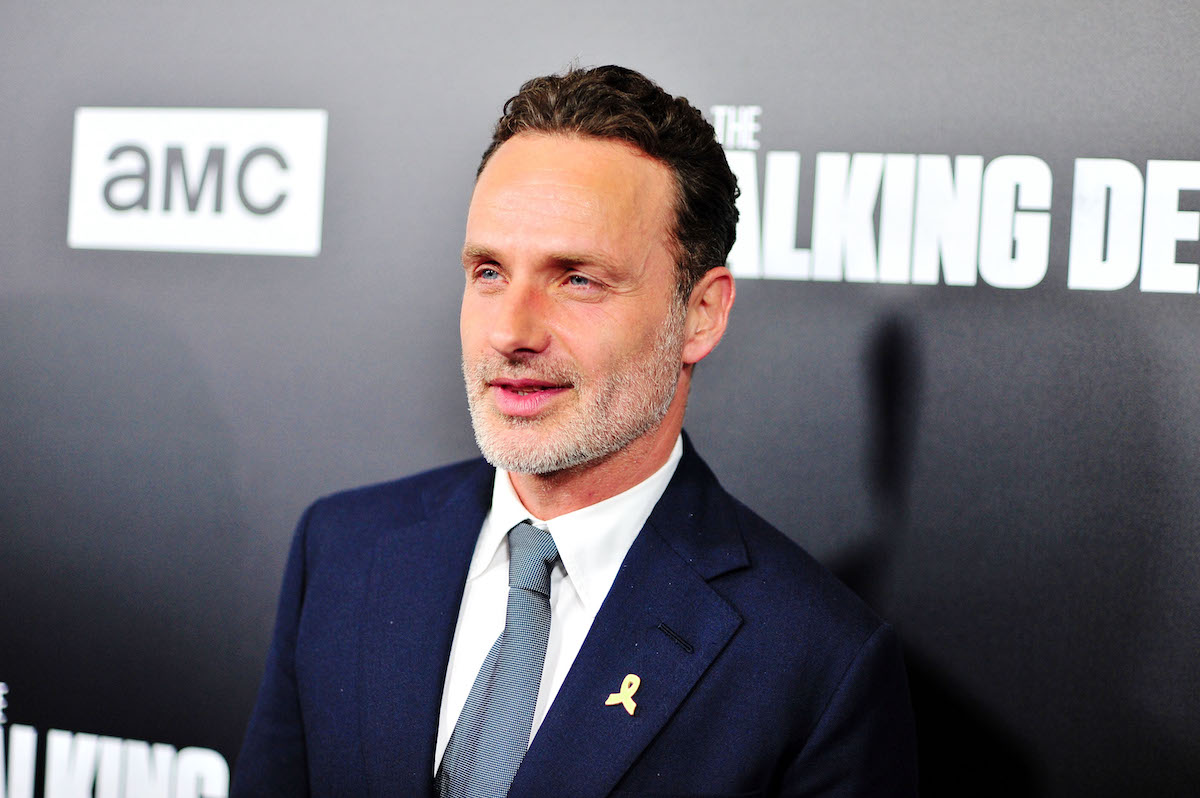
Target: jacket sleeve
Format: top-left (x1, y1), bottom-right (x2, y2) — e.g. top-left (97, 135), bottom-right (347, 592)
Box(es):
top-left (780, 622), bottom-right (918, 797)
top-left (231, 505), bottom-right (315, 797)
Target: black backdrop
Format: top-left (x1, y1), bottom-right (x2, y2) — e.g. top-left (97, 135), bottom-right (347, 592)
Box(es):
top-left (3, 2), bottom-right (1199, 795)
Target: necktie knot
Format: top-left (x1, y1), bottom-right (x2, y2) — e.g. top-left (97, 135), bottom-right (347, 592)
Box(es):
top-left (507, 521), bottom-right (558, 597)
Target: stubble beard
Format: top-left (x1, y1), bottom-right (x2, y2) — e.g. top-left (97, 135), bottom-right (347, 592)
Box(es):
top-left (463, 303), bottom-right (687, 475)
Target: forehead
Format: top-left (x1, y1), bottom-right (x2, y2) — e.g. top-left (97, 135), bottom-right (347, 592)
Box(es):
top-left (466, 133), bottom-right (676, 259)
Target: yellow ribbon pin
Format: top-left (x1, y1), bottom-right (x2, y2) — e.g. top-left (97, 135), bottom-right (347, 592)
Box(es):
top-left (605, 673), bottom-right (640, 716)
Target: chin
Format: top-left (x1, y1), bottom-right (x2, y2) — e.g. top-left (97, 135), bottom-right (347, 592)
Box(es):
top-left (475, 432), bottom-right (591, 475)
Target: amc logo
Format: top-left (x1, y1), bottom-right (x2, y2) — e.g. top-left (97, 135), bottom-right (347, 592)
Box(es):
top-left (68, 108), bottom-right (327, 257)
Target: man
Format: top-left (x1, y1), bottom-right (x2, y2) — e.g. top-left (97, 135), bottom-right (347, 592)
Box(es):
top-left (234, 65), bottom-right (917, 797)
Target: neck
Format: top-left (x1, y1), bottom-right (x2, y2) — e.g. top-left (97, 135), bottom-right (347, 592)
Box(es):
top-left (508, 389), bottom-right (687, 520)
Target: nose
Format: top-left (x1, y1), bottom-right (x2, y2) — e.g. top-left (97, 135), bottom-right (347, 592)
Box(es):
top-left (488, 279), bottom-right (551, 359)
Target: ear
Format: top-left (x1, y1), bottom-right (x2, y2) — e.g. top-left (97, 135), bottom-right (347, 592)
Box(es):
top-left (681, 266), bottom-right (735, 365)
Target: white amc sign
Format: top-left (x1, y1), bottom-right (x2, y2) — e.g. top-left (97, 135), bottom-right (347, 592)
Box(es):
top-left (68, 108), bottom-right (327, 257)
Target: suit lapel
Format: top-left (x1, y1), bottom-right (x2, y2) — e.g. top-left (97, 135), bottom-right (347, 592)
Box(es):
top-left (358, 461), bottom-right (493, 798)
top-left (510, 438), bottom-right (748, 798)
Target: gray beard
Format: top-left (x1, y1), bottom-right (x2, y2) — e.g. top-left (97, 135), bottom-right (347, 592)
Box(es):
top-left (463, 305), bottom-right (685, 475)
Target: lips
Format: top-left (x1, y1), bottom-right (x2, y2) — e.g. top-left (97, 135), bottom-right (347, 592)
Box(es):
top-left (492, 378), bottom-right (564, 392)
top-left (488, 377), bottom-right (570, 417)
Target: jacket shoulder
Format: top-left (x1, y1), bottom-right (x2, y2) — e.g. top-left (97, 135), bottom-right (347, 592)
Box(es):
top-left (311, 456), bottom-right (488, 516)
top-left (297, 456), bottom-right (492, 553)
top-left (724, 492), bottom-right (883, 647)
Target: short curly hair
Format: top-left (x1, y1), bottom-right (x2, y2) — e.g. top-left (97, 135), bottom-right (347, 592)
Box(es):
top-left (478, 65), bottom-right (739, 301)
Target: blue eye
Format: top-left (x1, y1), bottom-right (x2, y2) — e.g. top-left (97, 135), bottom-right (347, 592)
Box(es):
top-left (567, 274), bottom-right (592, 287)
top-left (478, 267), bottom-right (500, 280)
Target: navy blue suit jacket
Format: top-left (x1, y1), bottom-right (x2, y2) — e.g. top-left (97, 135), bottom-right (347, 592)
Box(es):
top-left (234, 437), bottom-right (917, 796)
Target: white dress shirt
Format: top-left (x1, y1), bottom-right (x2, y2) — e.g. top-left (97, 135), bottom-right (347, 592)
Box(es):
top-left (433, 435), bottom-right (683, 771)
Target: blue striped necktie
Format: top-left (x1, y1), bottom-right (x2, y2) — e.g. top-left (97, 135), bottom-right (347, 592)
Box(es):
top-left (437, 521), bottom-right (559, 798)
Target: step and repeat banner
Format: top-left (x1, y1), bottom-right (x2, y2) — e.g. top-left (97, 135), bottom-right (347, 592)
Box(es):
top-left (2, 2), bottom-right (1198, 796)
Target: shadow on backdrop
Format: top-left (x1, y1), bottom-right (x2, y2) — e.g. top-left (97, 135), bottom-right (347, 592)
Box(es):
top-left (834, 314), bottom-right (1043, 797)
top-left (0, 294), bottom-right (256, 775)
top-left (839, 297), bottom-right (1200, 797)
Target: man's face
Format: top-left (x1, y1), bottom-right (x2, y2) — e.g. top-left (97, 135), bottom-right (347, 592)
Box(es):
top-left (460, 133), bottom-right (685, 475)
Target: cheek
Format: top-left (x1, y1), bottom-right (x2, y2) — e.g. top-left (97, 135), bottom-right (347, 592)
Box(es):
top-left (571, 326), bottom-right (643, 376)
top-left (459, 295), bottom-right (482, 346)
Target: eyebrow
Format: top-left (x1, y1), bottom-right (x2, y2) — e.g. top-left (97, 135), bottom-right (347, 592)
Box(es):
top-left (461, 244), bottom-right (621, 274)
top-left (461, 244), bottom-right (494, 263)
top-left (547, 252), bottom-right (620, 273)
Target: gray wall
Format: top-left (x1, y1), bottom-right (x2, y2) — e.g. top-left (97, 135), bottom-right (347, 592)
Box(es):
top-left (3, 2), bottom-right (1199, 795)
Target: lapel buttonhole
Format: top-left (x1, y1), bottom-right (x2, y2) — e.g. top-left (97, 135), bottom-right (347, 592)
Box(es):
top-left (656, 622), bottom-right (694, 653)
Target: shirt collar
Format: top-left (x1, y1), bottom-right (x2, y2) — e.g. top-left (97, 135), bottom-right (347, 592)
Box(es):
top-left (474, 435), bottom-right (684, 614)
